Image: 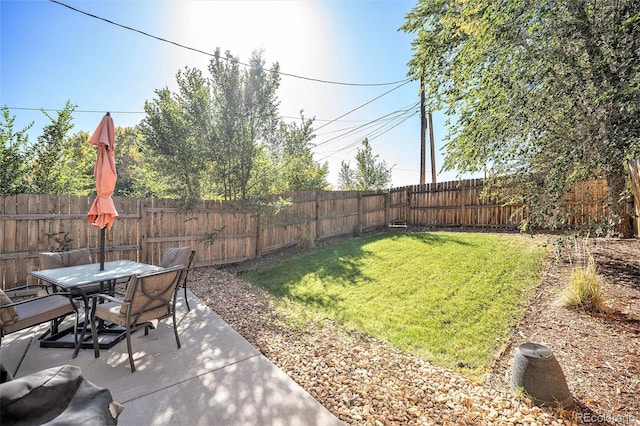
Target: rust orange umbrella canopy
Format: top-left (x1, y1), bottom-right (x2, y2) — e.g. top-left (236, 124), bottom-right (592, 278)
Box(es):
top-left (87, 113), bottom-right (118, 230)
top-left (87, 113), bottom-right (118, 269)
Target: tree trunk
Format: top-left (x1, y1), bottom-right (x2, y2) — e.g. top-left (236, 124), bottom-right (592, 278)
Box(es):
top-left (607, 173), bottom-right (633, 238)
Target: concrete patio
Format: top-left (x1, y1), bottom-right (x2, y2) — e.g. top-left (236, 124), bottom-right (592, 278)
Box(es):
top-left (0, 291), bottom-right (343, 426)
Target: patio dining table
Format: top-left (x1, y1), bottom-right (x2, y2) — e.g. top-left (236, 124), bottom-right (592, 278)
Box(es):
top-left (29, 260), bottom-right (164, 358)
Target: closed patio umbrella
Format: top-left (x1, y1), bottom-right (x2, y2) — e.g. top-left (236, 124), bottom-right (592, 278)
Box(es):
top-left (87, 112), bottom-right (118, 270)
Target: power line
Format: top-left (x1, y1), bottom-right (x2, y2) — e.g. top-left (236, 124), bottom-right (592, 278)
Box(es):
top-left (252, 103), bottom-right (417, 186)
top-left (313, 80), bottom-right (413, 133)
top-left (7, 101), bottom-right (416, 145)
top-left (5, 106), bottom-right (393, 125)
top-left (313, 102), bottom-right (419, 149)
top-left (282, 115), bottom-right (369, 124)
top-left (6, 106), bottom-right (144, 114)
top-left (49, 0), bottom-right (411, 88)
top-left (315, 108), bottom-right (417, 162)
top-left (314, 110), bottom-right (415, 157)
top-left (242, 97), bottom-right (416, 191)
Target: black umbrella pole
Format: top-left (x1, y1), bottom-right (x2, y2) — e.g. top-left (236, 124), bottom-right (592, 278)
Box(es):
top-left (100, 227), bottom-right (105, 270)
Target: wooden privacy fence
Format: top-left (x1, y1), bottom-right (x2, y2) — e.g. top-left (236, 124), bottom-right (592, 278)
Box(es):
top-left (389, 178), bottom-right (611, 229)
top-left (0, 178), bottom-right (613, 288)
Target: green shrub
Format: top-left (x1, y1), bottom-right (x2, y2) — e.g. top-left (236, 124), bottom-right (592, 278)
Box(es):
top-left (562, 256), bottom-right (609, 313)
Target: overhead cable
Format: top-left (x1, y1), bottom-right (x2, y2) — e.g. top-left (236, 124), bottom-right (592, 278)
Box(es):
top-left (242, 102), bottom-right (416, 192)
top-left (5, 106), bottom-right (389, 124)
top-left (313, 80), bottom-right (413, 133)
top-left (6, 106), bottom-right (144, 114)
top-left (49, 0), bottom-right (411, 87)
top-left (315, 109), bottom-right (417, 162)
top-left (313, 101), bottom-right (419, 149)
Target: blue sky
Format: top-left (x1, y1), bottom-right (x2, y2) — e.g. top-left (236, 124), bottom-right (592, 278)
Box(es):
top-left (1, 0), bottom-right (471, 187)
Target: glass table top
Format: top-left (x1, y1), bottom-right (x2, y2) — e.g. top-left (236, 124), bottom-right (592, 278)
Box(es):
top-left (29, 260), bottom-right (164, 289)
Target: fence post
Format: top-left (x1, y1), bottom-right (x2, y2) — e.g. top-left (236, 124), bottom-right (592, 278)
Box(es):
top-left (357, 192), bottom-right (363, 234)
top-left (255, 211), bottom-right (261, 258)
top-left (384, 189), bottom-right (389, 227)
top-left (315, 191), bottom-right (320, 241)
top-left (406, 186), bottom-right (412, 226)
top-left (139, 199), bottom-right (148, 263)
top-left (460, 179), bottom-right (465, 226)
top-left (311, 190), bottom-right (318, 242)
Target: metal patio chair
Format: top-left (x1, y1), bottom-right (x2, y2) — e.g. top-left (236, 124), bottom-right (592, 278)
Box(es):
top-left (0, 286), bottom-right (79, 350)
top-left (89, 267), bottom-right (184, 372)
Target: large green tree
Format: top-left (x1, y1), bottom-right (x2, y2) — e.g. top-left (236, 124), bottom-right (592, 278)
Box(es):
top-left (208, 48), bottom-right (281, 200)
top-left (141, 48), bottom-right (329, 201)
top-left (338, 138), bottom-right (393, 191)
top-left (263, 112), bottom-right (329, 192)
top-left (28, 101), bottom-right (78, 194)
top-left (65, 130), bottom-right (96, 195)
top-left (0, 107), bottom-right (32, 196)
top-left (139, 67), bottom-right (210, 204)
top-left (113, 126), bottom-right (165, 197)
top-left (402, 0), bottom-right (640, 236)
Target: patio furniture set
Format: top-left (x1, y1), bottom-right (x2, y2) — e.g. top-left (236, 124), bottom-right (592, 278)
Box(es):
top-left (0, 246), bottom-right (196, 372)
top-left (1, 115), bottom-right (200, 424)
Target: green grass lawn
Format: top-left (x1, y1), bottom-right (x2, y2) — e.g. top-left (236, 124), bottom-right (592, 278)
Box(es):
top-left (245, 231), bottom-right (548, 380)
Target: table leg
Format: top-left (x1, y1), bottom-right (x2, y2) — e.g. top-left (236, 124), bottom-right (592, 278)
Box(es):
top-left (72, 290), bottom-right (90, 359)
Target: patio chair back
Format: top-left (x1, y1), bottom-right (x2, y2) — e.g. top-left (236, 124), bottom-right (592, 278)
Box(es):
top-left (121, 267), bottom-right (182, 325)
top-left (159, 246), bottom-right (191, 269)
top-left (37, 249), bottom-right (105, 297)
top-left (38, 249), bottom-right (92, 270)
top-left (159, 247), bottom-right (196, 311)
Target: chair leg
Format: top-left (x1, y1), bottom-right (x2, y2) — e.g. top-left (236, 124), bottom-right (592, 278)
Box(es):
top-left (172, 309), bottom-right (181, 349)
top-left (73, 310), bottom-right (79, 355)
top-left (126, 328), bottom-right (136, 373)
top-left (184, 284), bottom-right (191, 311)
top-left (90, 314), bottom-right (100, 359)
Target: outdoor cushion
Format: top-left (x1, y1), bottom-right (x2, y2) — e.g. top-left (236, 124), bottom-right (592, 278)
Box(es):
top-left (95, 301), bottom-right (167, 325)
top-left (160, 246), bottom-right (192, 268)
top-left (0, 290), bottom-right (18, 327)
top-left (38, 252), bottom-right (67, 270)
top-left (38, 249), bottom-right (91, 270)
top-left (1, 294), bottom-right (74, 334)
top-left (0, 364), bottom-right (122, 425)
top-left (66, 248), bottom-right (92, 266)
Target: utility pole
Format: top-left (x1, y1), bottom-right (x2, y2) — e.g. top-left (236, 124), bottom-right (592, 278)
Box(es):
top-left (428, 111), bottom-right (436, 183)
top-left (420, 76), bottom-right (426, 185)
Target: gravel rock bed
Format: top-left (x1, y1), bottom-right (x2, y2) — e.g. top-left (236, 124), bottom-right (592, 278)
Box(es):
top-left (189, 267), bottom-right (569, 425)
